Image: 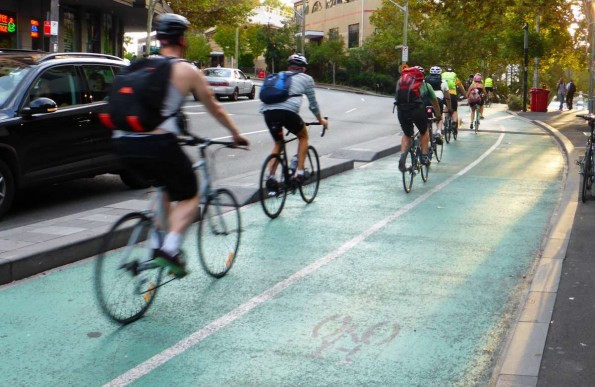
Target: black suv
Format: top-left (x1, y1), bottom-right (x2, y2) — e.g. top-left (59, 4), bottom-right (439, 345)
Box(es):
top-left (0, 50), bottom-right (146, 218)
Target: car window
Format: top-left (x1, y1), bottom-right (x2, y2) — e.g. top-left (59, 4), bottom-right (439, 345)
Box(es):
top-left (0, 65), bottom-right (33, 108)
top-left (82, 65), bottom-right (115, 102)
top-left (237, 71), bottom-right (247, 80)
top-left (204, 68), bottom-right (231, 78)
top-left (28, 66), bottom-right (82, 107)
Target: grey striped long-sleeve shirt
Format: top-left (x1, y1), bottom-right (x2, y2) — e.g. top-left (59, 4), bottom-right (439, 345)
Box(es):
top-left (259, 71), bottom-right (321, 117)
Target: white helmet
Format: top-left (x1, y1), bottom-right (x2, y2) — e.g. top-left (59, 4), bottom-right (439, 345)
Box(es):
top-left (414, 66), bottom-right (425, 74)
top-left (288, 53), bottom-right (308, 66)
top-left (430, 66), bottom-right (442, 75)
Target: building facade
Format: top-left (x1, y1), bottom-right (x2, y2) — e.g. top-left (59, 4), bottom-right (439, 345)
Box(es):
top-left (294, 0), bottom-right (382, 49)
top-left (0, 0), bottom-right (171, 56)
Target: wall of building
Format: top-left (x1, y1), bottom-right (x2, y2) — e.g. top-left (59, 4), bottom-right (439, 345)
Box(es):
top-left (299, 0), bottom-right (382, 49)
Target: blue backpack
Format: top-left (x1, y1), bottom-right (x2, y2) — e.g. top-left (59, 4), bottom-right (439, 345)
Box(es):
top-left (259, 71), bottom-right (301, 104)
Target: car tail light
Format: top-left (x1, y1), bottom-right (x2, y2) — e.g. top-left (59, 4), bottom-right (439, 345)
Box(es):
top-left (209, 81), bottom-right (229, 86)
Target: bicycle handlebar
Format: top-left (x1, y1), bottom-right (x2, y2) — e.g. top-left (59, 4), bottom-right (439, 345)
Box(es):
top-left (576, 114), bottom-right (595, 121)
top-left (177, 135), bottom-right (248, 149)
top-left (305, 116), bottom-right (329, 137)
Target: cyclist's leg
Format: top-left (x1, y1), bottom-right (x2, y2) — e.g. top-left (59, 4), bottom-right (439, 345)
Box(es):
top-left (449, 93), bottom-right (459, 129)
top-left (469, 105), bottom-right (475, 128)
top-left (295, 124), bottom-right (309, 173)
top-left (397, 107), bottom-right (415, 171)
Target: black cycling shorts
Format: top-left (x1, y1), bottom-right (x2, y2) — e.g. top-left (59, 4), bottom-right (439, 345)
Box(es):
top-left (112, 133), bottom-right (197, 201)
top-left (397, 103), bottom-right (428, 138)
top-left (449, 93), bottom-right (458, 112)
top-left (263, 109), bottom-right (305, 142)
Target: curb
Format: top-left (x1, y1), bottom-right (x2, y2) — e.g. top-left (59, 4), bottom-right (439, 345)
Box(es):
top-left (491, 113), bottom-right (578, 386)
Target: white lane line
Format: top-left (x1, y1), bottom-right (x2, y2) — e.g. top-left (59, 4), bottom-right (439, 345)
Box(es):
top-left (104, 133), bottom-right (506, 387)
top-left (345, 108), bottom-right (357, 114)
top-left (212, 129), bottom-right (270, 141)
top-left (183, 112), bottom-right (206, 115)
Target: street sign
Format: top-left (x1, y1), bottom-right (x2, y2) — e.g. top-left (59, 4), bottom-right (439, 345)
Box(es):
top-left (401, 46), bottom-right (408, 62)
top-left (50, 21), bottom-right (58, 36)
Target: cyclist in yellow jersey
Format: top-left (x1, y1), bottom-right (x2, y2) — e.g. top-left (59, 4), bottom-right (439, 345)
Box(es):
top-left (441, 67), bottom-right (466, 131)
top-left (484, 75), bottom-right (494, 104)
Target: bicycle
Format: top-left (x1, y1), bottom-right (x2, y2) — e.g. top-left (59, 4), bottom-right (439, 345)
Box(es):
top-left (576, 114), bottom-right (595, 203)
top-left (472, 104), bottom-right (481, 134)
top-left (443, 109), bottom-right (454, 144)
top-left (426, 106), bottom-right (442, 162)
top-left (95, 135), bottom-right (246, 324)
top-left (484, 90), bottom-right (492, 108)
top-left (401, 128), bottom-right (429, 193)
top-left (259, 119), bottom-right (327, 219)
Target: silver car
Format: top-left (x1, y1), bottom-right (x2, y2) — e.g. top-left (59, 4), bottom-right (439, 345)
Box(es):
top-left (202, 67), bottom-right (256, 101)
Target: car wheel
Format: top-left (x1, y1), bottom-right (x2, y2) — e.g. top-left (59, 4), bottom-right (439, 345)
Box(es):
top-left (248, 86), bottom-right (256, 100)
top-left (0, 160), bottom-right (15, 219)
top-left (229, 88), bottom-right (239, 101)
top-left (119, 170), bottom-right (150, 189)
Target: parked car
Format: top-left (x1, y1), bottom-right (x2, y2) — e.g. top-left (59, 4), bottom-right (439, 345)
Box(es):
top-left (201, 67), bottom-right (255, 101)
top-left (0, 50), bottom-right (146, 218)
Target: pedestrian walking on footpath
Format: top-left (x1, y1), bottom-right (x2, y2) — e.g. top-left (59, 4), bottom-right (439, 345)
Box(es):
top-left (566, 79), bottom-right (577, 110)
top-left (557, 78), bottom-right (566, 111)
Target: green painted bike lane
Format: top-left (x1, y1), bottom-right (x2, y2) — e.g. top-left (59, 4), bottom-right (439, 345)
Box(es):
top-left (0, 111), bottom-right (564, 386)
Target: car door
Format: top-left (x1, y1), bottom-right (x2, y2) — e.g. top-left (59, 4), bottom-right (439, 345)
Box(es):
top-left (14, 65), bottom-right (96, 182)
top-left (236, 70), bottom-right (249, 95)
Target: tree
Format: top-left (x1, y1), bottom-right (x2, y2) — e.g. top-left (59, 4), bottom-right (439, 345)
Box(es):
top-left (185, 33), bottom-right (212, 67)
top-left (309, 37), bottom-right (346, 85)
top-left (171, 0), bottom-right (256, 31)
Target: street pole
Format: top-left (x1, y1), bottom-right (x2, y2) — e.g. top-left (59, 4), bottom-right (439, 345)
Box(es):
top-left (388, 0), bottom-right (408, 66)
top-left (234, 27), bottom-right (239, 69)
top-left (522, 23), bottom-right (529, 112)
top-left (590, 21), bottom-right (595, 114)
top-left (50, 0), bottom-right (59, 52)
top-left (533, 15), bottom-right (540, 88)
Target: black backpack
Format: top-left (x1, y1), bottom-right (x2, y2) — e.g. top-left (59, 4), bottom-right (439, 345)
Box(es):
top-left (425, 73), bottom-right (442, 91)
top-left (99, 56), bottom-right (180, 132)
top-left (259, 71), bottom-right (301, 104)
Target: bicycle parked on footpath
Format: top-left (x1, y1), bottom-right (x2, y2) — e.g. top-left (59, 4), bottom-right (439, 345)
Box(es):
top-left (259, 119), bottom-right (327, 219)
top-left (577, 114), bottom-right (595, 203)
top-left (95, 134), bottom-right (247, 324)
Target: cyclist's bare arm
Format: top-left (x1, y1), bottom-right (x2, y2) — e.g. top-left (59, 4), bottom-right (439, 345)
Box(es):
top-left (172, 61), bottom-right (249, 147)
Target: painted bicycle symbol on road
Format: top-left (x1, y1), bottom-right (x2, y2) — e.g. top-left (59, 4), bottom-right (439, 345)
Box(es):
top-left (310, 314), bottom-right (401, 365)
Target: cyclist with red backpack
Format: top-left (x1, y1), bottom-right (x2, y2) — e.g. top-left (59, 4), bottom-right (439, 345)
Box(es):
top-left (109, 14), bottom-right (249, 277)
top-left (425, 66), bottom-right (452, 144)
top-left (395, 66), bottom-right (442, 172)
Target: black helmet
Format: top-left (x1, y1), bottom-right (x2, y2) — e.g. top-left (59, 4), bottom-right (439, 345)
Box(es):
top-left (288, 53), bottom-right (308, 66)
top-left (155, 13), bottom-right (190, 41)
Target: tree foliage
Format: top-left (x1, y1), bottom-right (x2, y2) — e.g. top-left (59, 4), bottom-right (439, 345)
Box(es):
top-left (171, 0), bottom-right (256, 31)
top-left (185, 33), bottom-right (212, 67)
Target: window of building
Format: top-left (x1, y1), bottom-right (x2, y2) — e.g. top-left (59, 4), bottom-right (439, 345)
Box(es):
top-left (312, 1), bottom-right (323, 12)
top-left (329, 28), bottom-right (339, 41)
top-left (63, 9), bottom-right (80, 52)
top-left (86, 12), bottom-right (100, 53)
top-left (348, 23), bottom-right (359, 48)
top-left (102, 13), bottom-right (114, 55)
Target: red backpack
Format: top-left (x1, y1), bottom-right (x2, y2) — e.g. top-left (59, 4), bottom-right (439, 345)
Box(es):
top-left (395, 67), bottom-right (425, 105)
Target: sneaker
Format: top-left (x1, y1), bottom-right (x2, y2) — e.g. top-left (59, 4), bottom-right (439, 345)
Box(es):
top-left (399, 154), bottom-right (408, 172)
top-left (470, 123), bottom-right (474, 130)
top-left (434, 134), bottom-right (444, 145)
top-left (153, 249), bottom-right (188, 278)
top-left (265, 177), bottom-right (279, 191)
top-left (421, 155), bottom-right (431, 166)
top-left (293, 170), bottom-right (311, 185)
top-left (480, 115), bottom-right (485, 119)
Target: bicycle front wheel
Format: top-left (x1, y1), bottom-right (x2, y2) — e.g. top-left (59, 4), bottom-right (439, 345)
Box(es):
top-left (198, 188), bottom-right (241, 278)
top-left (95, 212), bottom-right (163, 324)
top-left (259, 153), bottom-right (287, 219)
top-left (299, 145), bottom-right (321, 203)
top-left (581, 145), bottom-right (593, 203)
top-left (401, 150), bottom-right (414, 193)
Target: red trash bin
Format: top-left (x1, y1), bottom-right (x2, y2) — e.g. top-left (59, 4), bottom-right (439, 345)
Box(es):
top-left (530, 88), bottom-right (550, 112)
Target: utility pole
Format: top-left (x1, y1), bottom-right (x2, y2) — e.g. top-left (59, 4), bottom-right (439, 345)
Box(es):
top-left (522, 23), bottom-right (529, 112)
top-left (387, 0), bottom-right (408, 66)
top-left (145, 0), bottom-right (156, 57)
top-left (50, 0), bottom-right (59, 52)
top-left (234, 27), bottom-right (239, 68)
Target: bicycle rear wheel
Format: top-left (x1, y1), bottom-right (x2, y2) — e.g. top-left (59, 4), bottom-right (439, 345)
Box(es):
top-left (299, 145), bottom-right (321, 203)
top-left (95, 212), bottom-right (163, 324)
top-left (259, 153), bottom-right (287, 219)
top-left (198, 188), bottom-right (241, 278)
top-left (420, 149), bottom-right (429, 182)
top-left (401, 150), bottom-right (414, 193)
top-left (453, 120), bottom-right (458, 140)
top-left (432, 136), bottom-right (443, 162)
top-left (474, 110), bottom-right (480, 133)
top-left (444, 117), bottom-right (451, 144)
top-left (581, 145), bottom-right (593, 203)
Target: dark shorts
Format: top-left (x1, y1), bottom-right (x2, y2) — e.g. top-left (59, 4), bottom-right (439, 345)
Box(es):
top-left (397, 104), bottom-right (427, 138)
top-left (112, 133), bottom-right (197, 201)
top-left (486, 87), bottom-right (493, 93)
top-left (449, 93), bottom-right (458, 112)
top-left (263, 109), bottom-right (305, 142)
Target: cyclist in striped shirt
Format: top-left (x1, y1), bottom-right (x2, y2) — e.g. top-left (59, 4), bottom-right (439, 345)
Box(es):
top-left (260, 53), bottom-right (328, 184)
